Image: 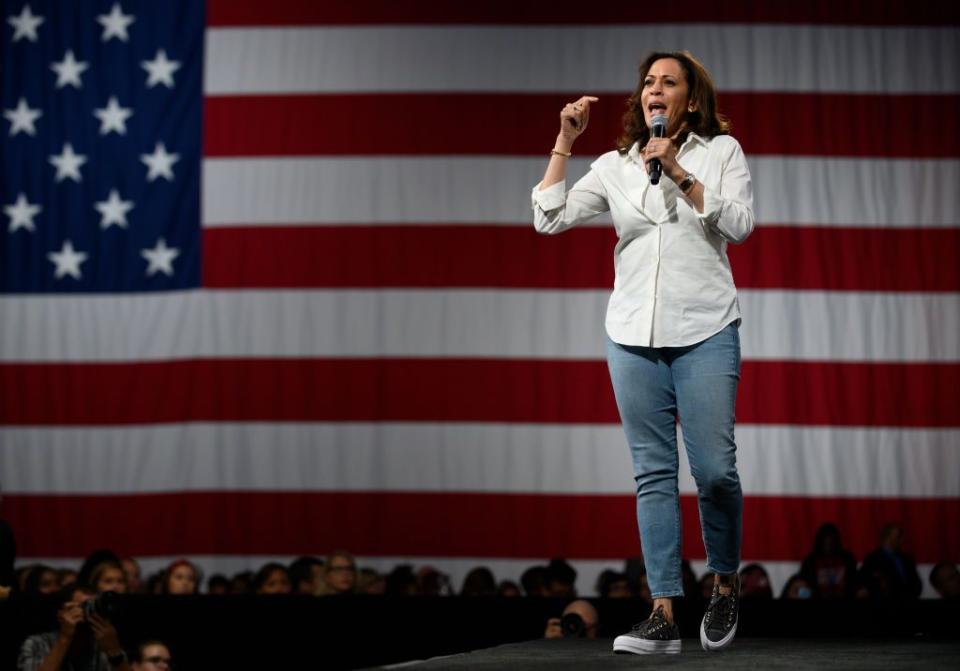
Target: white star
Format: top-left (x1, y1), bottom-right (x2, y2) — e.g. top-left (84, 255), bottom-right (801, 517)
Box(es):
top-left (140, 142), bottom-right (179, 182)
top-left (141, 238), bottom-right (179, 277)
top-left (93, 96), bottom-right (133, 135)
top-left (96, 2), bottom-right (134, 42)
top-left (94, 189), bottom-right (134, 229)
top-left (141, 49), bottom-right (181, 88)
top-left (7, 5), bottom-right (44, 42)
top-left (4, 97), bottom-right (42, 136)
top-left (140, 49), bottom-right (180, 89)
top-left (4, 193), bottom-right (41, 232)
top-left (47, 240), bottom-right (88, 280)
top-left (49, 143), bottom-right (88, 183)
top-left (51, 50), bottom-right (89, 89)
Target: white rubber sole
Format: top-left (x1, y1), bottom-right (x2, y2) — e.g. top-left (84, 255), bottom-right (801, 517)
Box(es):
top-left (700, 618), bottom-right (737, 651)
top-left (613, 635), bottom-right (682, 655)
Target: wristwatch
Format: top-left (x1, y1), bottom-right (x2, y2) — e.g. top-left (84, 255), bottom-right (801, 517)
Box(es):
top-left (678, 172), bottom-right (696, 193)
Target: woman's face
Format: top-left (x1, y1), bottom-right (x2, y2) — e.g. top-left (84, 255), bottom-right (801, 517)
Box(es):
top-left (122, 558), bottom-right (141, 592)
top-left (167, 565), bottom-right (197, 594)
top-left (640, 58), bottom-right (691, 135)
top-left (97, 567), bottom-right (127, 594)
top-left (37, 569), bottom-right (60, 594)
top-left (258, 569), bottom-right (291, 595)
top-left (325, 556), bottom-right (356, 593)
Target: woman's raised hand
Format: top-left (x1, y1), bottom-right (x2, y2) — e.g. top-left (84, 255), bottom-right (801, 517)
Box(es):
top-left (543, 95), bottom-right (598, 187)
top-left (558, 96), bottom-right (599, 146)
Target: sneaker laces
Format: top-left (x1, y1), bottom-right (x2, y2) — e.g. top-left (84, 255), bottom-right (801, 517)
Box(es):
top-left (634, 606), bottom-right (669, 634)
top-left (705, 588), bottom-right (736, 631)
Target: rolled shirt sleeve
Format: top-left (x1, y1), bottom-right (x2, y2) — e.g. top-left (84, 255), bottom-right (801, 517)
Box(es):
top-left (696, 137), bottom-right (755, 244)
top-left (532, 169), bottom-right (609, 235)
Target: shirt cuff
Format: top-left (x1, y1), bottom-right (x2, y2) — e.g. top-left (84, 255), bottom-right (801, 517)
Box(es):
top-left (531, 180), bottom-right (566, 211)
top-left (695, 183), bottom-right (724, 226)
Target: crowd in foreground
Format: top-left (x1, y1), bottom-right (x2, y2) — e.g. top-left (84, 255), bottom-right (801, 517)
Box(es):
top-left (10, 522), bottom-right (959, 603)
top-left (3, 521), bottom-right (959, 669)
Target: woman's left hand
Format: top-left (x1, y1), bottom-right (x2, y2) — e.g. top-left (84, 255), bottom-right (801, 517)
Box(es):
top-left (642, 138), bottom-right (684, 183)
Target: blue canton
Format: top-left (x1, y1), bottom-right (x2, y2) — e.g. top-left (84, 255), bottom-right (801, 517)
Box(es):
top-left (1, 0), bottom-right (203, 292)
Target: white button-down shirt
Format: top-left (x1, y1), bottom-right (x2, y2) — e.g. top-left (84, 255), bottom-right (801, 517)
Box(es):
top-left (532, 132), bottom-right (755, 347)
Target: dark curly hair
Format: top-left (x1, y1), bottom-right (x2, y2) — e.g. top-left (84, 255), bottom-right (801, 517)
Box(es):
top-left (616, 50), bottom-right (730, 154)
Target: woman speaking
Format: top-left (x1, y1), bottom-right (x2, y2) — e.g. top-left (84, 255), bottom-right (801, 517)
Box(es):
top-left (531, 51), bottom-right (754, 655)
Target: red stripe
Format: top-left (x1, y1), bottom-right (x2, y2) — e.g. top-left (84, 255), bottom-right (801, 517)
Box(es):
top-left (6, 491), bottom-right (958, 564)
top-left (729, 226), bottom-right (960, 292)
top-left (203, 225), bottom-right (960, 292)
top-left (1, 359), bottom-right (956, 427)
top-left (202, 226), bottom-right (618, 289)
top-left (205, 1), bottom-right (960, 27)
top-left (202, 93), bottom-right (960, 159)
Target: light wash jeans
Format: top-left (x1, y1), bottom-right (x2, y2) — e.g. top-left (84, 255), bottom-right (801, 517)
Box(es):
top-left (606, 321), bottom-right (743, 598)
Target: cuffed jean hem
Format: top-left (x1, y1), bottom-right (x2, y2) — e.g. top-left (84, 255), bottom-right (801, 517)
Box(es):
top-left (705, 565), bottom-right (740, 577)
top-left (650, 589), bottom-right (685, 599)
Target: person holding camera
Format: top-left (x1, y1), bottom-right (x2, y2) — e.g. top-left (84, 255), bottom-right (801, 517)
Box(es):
top-left (543, 599), bottom-right (599, 640)
top-left (18, 584), bottom-right (131, 671)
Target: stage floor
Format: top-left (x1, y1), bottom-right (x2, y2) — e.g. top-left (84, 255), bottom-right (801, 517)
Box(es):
top-left (378, 637), bottom-right (960, 670)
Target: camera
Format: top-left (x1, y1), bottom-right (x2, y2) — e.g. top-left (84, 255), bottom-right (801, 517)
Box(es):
top-left (561, 613), bottom-right (586, 638)
top-left (81, 591), bottom-right (118, 620)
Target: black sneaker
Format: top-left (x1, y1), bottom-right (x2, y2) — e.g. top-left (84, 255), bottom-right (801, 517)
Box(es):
top-left (700, 574), bottom-right (740, 651)
top-left (613, 605), bottom-right (681, 655)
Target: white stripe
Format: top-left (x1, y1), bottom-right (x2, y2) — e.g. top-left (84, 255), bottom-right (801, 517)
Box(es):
top-left (201, 157), bottom-right (960, 228)
top-left (0, 289), bottom-right (956, 363)
top-left (204, 26), bottom-right (960, 94)
top-left (12, 555), bottom-right (947, 599)
top-left (739, 290), bottom-right (960, 362)
top-left (3, 423), bottom-right (957, 498)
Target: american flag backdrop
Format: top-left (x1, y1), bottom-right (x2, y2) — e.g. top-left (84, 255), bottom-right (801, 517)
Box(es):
top-left (2, 1), bottom-right (959, 596)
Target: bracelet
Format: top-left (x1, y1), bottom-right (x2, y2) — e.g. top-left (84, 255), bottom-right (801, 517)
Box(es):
top-left (678, 172), bottom-right (696, 194)
top-left (550, 148), bottom-right (572, 157)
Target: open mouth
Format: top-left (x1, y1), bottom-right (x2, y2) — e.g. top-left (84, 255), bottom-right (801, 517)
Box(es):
top-left (648, 103), bottom-right (667, 114)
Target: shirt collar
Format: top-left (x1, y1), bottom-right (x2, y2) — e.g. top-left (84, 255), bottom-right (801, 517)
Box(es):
top-left (682, 131), bottom-right (708, 150)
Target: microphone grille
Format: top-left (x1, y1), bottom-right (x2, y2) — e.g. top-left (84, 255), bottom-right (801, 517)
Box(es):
top-left (652, 114), bottom-right (668, 130)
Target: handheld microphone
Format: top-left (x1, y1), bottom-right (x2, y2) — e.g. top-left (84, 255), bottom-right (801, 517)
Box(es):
top-left (648, 114), bottom-right (667, 185)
